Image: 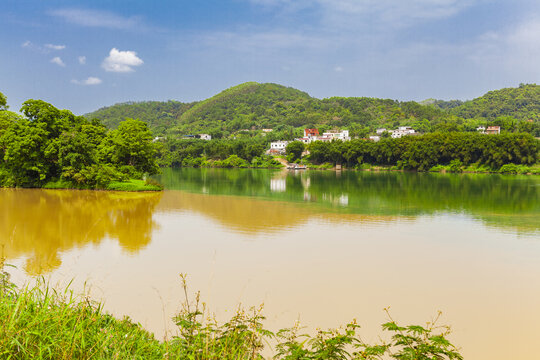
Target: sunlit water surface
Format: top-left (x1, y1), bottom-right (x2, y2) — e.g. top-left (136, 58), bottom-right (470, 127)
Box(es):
top-left (1, 169), bottom-right (539, 359)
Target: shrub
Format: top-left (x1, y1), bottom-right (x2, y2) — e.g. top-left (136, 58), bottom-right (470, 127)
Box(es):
top-left (499, 163), bottom-right (519, 174)
top-left (448, 159), bottom-right (463, 173)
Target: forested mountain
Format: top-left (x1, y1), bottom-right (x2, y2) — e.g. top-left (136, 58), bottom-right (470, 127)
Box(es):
top-left (85, 82), bottom-right (540, 138)
top-left (451, 84), bottom-right (540, 121)
top-left (86, 100), bottom-right (194, 135)
top-left (426, 83), bottom-right (540, 121)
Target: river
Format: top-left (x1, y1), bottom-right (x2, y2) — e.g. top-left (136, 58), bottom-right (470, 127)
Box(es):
top-left (1, 168), bottom-right (539, 359)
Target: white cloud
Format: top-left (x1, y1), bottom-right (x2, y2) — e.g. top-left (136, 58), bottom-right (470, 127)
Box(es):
top-left (49, 8), bottom-right (141, 30)
top-left (102, 48), bottom-right (144, 72)
top-left (78, 56), bottom-right (87, 65)
top-left (247, 0), bottom-right (480, 29)
top-left (45, 44), bottom-right (66, 50)
top-left (71, 77), bottom-right (102, 85)
top-left (334, 66), bottom-right (344, 72)
top-left (21, 40), bottom-right (32, 48)
top-left (50, 57), bottom-right (66, 67)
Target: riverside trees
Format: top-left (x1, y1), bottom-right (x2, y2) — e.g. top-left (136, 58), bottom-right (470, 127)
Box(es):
top-left (306, 132), bottom-right (539, 170)
top-left (0, 95), bottom-right (158, 188)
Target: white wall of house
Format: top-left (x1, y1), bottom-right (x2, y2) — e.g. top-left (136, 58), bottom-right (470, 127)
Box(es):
top-left (270, 141), bottom-right (289, 150)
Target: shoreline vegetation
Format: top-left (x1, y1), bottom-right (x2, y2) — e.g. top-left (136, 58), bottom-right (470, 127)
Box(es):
top-left (0, 94), bottom-right (162, 192)
top-left (155, 132), bottom-right (540, 175)
top-left (0, 262), bottom-right (463, 359)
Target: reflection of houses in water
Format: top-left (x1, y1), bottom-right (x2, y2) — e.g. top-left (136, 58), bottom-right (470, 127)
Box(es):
top-left (301, 176), bottom-right (311, 189)
top-left (270, 178), bottom-right (287, 192)
top-left (321, 193), bottom-right (349, 207)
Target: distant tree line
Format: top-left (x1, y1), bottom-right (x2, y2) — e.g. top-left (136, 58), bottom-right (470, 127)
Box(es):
top-left (155, 137), bottom-right (275, 168)
top-left (306, 133), bottom-right (539, 170)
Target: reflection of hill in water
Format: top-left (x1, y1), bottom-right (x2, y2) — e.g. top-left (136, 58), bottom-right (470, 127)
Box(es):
top-left (158, 191), bottom-right (402, 234)
top-left (156, 168), bottom-right (540, 234)
top-left (0, 189), bottom-right (162, 274)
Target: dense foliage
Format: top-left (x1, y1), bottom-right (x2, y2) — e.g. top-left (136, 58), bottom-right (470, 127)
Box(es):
top-left (0, 93), bottom-right (159, 188)
top-left (156, 137), bottom-right (277, 168)
top-left (86, 100), bottom-right (193, 135)
top-left (448, 83), bottom-right (540, 121)
top-left (85, 82), bottom-right (540, 139)
top-left (306, 132), bottom-right (539, 171)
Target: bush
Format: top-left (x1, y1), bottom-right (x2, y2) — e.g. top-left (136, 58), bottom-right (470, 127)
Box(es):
top-left (499, 163), bottom-right (519, 174)
top-left (220, 155), bottom-right (249, 168)
top-left (429, 165), bottom-right (446, 172)
top-left (448, 159), bottom-right (463, 173)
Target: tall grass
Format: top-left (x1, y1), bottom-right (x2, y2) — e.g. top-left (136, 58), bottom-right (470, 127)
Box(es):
top-left (0, 261), bottom-right (462, 359)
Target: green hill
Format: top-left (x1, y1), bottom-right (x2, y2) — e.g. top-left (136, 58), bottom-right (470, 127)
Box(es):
top-left (427, 83), bottom-right (540, 121)
top-left (85, 82), bottom-right (540, 138)
top-left (86, 100), bottom-right (194, 135)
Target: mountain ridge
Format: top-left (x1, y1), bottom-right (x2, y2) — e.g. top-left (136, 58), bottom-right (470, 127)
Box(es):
top-left (85, 82), bottom-right (540, 137)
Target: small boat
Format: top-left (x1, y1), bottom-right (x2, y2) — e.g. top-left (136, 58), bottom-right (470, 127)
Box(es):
top-left (287, 164), bottom-right (307, 170)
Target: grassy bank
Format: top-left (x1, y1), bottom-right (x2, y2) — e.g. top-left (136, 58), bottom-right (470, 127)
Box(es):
top-left (39, 179), bottom-right (163, 192)
top-left (0, 264), bottom-right (462, 360)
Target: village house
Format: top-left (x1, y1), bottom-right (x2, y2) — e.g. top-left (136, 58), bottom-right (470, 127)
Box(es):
top-left (485, 126), bottom-right (501, 135)
top-left (322, 129), bottom-right (350, 141)
top-left (391, 126), bottom-right (415, 138)
top-left (477, 126), bottom-right (486, 134)
top-left (198, 134), bottom-right (212, 140)
top-left (297, 128), bottom-right (350, 143)
top-left (269, 140), bottom-right (289, 154)
top-left (304, 128), bottom-right (320, 138)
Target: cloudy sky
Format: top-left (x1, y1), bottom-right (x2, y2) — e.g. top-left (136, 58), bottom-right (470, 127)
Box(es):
top-left (1, 0), bottom-right (540, 114)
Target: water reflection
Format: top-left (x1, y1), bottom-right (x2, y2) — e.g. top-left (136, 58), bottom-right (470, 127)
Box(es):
top-left (157, 191), bottom-right (399, 234)
top-left (0, 189), bottom-right (162, 274)
top-left (156, 168), bottom-right (540, 234)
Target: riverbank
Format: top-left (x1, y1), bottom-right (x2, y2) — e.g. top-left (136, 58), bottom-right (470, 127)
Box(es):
top-left (171, 159), bottom-right (540, 175)
top-left (31, 179), bottom-right (163, 192)
top-left (304, 162), bottom-right (540, 175)
top-left (0, 263), bottom-right (462, 359)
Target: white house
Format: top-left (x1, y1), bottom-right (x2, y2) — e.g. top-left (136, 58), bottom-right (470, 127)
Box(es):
top-left (376, 128), bottom-right (387, 134)
top-left (391, 127), bottom-right (415, 138)
top-left (476, 126), bottom-right (486, 133)
top-left (322, 129), bottom-right (350, 141)
top-left (369, 135), bottom-right (380, 142)
top-left (270, 141), bottom-right (289, 152)
top-left (198, 134), bottom-right (212, 141)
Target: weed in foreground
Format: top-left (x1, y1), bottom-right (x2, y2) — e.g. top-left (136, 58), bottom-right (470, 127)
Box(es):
top-left (0, 263), bottom-right (463, 359)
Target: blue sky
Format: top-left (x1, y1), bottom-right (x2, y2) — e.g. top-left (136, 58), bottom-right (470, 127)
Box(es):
top-left (1, 0), bottom-right (540, 114)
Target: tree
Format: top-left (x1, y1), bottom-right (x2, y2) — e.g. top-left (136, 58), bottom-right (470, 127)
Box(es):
top-left (285, 141), bottom-right (304, 162)
top-left (0, 91), bottom-right (8, 110)
top-left (102, 118), bottom-right (159, 176)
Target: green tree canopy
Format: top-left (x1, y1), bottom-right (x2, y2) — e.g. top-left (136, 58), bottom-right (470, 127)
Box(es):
top-left (286, 141), bottom-right (305, 162)
top-left (0, 91), bottom-right (8, 110)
